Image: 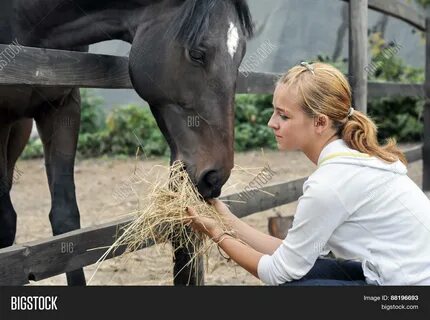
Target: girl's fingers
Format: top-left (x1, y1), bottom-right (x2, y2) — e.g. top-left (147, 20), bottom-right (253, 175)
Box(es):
top-left (207, 199), bottom-right (216, 205)
top-left (209, 198), bottom-right (221, 208)
top-left (186, 207), bottom-right (197, 217)
top-left (211, 199), bottom-right (229, 213)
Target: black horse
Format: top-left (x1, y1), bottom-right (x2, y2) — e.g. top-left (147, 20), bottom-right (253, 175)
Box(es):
top-left (0, 0), bottom-right (253, 285)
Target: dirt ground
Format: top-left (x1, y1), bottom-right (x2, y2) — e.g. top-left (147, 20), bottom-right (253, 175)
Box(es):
top-left (9, 144), bottom-right (427, 286)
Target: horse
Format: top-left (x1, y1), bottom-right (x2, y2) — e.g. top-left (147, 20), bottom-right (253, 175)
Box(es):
top-left (0, 0), bottom-right (253, 286)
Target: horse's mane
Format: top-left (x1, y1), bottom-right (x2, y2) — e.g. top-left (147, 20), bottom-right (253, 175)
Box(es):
top-left (170, 0), bottom-right (254, 48)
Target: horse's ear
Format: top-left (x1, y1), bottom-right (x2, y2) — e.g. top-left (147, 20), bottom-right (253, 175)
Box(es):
top-left (234, 0), bottom-right (254, 38)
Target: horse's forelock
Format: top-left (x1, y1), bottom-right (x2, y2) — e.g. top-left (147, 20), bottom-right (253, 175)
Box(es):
top-left (168, 0), bottom-right (253, 48)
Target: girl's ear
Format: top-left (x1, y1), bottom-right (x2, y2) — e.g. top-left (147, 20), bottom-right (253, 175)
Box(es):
top-left (313, 115), bottom-right (330, 134)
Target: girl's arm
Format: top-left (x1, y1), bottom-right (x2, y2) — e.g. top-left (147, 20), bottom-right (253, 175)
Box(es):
top-left (186, 204), bottom-right (264, 279)
top-left (209, 230), bottom-right (264, 278)
top-left (214, 200), bottom-right (283, 255)
top-left (186, 199), bottom-right (283, 280)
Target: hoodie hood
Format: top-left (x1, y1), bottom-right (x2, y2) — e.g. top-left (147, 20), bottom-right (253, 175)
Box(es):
top-left (317, 139), bottom-right (407, 175)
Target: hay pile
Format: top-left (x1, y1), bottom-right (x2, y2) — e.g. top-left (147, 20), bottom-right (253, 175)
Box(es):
top-left (90, 160), bottom-right (233, 282)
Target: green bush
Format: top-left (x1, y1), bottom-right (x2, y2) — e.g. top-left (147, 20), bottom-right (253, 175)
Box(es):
top-left (234, 94), bottom-right (277, 151)
top-left (77, 131), bottom-right (109, 158)
top-left (100, 104), bottom-right (168, 157)
top-left (21, 89), bottom-right (108, 159)
top-left (368, 97), bottom-right (424, 142)
top-left (80, 89), bottom-right (106, 134)
top-left (365, 36), bottom-right (425, 143)
top-left (21, 138), bottom-right (44, 159)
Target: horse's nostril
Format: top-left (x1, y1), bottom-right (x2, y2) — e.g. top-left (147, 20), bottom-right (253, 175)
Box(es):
top-left (204, 170), bottom-right (221, 187)
top-left (197, 170), bottom-right (225, 199)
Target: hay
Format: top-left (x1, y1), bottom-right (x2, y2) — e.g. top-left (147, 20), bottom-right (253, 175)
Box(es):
top-left (90, 160), bottom-right (232, 284)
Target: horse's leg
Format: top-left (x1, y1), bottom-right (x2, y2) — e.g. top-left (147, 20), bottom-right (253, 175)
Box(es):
top-left (7, 119), bottom-right (33, 185)
top-left (0, 117), bottom-right (30, 248)
top-left (0, 124), bottom-right (15, 248)
top-left (35, 88), bottom-right (86, 286)
top-left (1, 118), bottom-right (33, 243)
top-left (173, 229), bottom-right (205, 286)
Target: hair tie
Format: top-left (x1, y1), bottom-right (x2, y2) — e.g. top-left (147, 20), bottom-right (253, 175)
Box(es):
top-left (348, 107), bottom-right (355, 118)
top-left (300, 61), bottom-right (315, 75)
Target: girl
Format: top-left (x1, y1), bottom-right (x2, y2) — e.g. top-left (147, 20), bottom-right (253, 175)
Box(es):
top-left (186, 62), bottom-right (430, 286)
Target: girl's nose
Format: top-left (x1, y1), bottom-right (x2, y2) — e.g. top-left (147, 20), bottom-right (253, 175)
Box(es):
top-left (268, 113), bottom-right (278, 129)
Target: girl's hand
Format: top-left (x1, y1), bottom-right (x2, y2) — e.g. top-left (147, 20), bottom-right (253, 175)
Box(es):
top-left (185, 199), bottom-right (234, 237)
top-left (186, 206), bottom-right (220, 236)
top-left (208, 199), bottom-right (235, 221)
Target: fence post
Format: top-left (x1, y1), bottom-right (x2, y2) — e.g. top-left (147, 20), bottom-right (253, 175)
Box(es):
top-left (349, 0), bottom-right (368, 114)
top-left (424, 16), bottom-right (430, 191)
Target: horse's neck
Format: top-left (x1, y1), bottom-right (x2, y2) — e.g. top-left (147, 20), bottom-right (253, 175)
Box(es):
top-left (12, 0), bottom-right (172, 49)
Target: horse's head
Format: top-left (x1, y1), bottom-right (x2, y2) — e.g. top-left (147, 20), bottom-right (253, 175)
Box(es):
top-left (129, 0), bottom-right (253, 199)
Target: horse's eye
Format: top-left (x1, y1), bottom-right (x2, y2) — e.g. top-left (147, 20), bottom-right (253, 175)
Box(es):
top-left (189, 49), bottom-right (205, 63)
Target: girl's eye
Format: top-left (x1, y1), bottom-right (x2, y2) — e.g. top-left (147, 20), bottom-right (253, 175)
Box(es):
top-left (280, 114), bottom-right (289, 120)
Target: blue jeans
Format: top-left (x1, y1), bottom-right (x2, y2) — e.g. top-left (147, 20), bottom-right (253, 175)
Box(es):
top-left (281, 258), bottom-right (372, 286)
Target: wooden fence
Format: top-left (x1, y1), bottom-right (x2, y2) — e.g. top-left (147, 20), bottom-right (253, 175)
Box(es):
top-left (0, 0), bottom-right (429, 285)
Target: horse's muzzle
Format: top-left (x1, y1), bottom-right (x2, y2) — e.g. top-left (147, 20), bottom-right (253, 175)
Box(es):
top-left (196, 169), bottom-right (226, 199)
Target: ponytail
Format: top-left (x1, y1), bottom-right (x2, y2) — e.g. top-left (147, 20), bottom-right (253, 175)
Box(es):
top-left (342, 110), bottom-right (408, 165)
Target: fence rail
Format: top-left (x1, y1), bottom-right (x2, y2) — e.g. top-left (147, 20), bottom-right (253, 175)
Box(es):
top-left (0, 45), bottom-right (426, 100)
top-left (342, 0), bottom-right (426, 31)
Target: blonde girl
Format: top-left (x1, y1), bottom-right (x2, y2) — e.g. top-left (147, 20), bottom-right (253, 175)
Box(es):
top-left (187, 62), bottom-right (430, 286)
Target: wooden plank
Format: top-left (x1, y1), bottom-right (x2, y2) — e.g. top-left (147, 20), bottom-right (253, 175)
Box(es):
top-left (349, 0), bottom-right (368, 113)
top-left (237, 79), bottom-right (426, 99)
top-left (0, 46), bottom-right (425, 101)
top-left (23, 218), bottom-right (134, 281)
top-left (424, 17), bottom-right (430, 191)
top-left (368, 0), bottom-right (425, 31)
top-left (236, 72), bottom-right (279, 94)
top-left (368, 83), bottom-right (425, 99)
top-left (238, 76), bottom-right (426, 99)
top-left (404, 144), bottom-right (423, 163)
top-left (0, 217), bottom-right (154, 285)
top-left (341, 0), bottom-right (425, 31)
top-left (0, 245), bottom-right (29, 285)
top-left (237, 76), bottom-right (426, 99)
top-left (0, 45), bottom-right (131, 88)
top-left (221, 177), bottom-right (307, 219)
top-left (0, 43), bottom-right (278, 93)
top-left (0, 43), bottom-right (280, 92)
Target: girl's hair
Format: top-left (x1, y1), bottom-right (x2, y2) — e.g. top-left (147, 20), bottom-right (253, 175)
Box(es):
top-left (277, 62), bottom-right (407, 165)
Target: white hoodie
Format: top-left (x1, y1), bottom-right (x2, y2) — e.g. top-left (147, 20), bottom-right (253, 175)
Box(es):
top-left (257, 139), bottom-right (430, 285)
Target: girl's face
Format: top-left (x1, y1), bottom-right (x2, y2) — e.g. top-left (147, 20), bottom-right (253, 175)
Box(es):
top-left (268, 84), bottom-right (316, 151)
